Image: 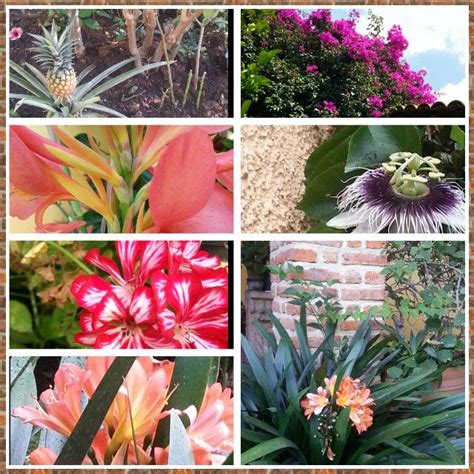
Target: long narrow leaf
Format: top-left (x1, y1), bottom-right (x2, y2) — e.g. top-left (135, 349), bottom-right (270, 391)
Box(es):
top-left (348, 408), bottom-right (464, 463)
top-left (55, 357), bottom-right (136, 465)
top-left (84, 61), bottom-right (170, 100)
top-left (82, 103), bottom-right (127, 118)
top-left (241, 437), bottom-right (299, 464)
top-left (10, 61), bottom-right (50, 97)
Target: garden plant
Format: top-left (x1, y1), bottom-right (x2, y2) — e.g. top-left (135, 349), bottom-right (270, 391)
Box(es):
top-left (10, 241), bottom-right (230, 349)
top-left (298, 125), bottom-right (465, 233)
top-left (241, 241), bottom-right (465, 465)
top-left (11, 356), bottom-right (233, 465)
top-left (10, 125), bottom-right (233, 233)
top-left (9, 9), bottom-right (229, 117)
top-left (241, 9), bottom-right (438, 118)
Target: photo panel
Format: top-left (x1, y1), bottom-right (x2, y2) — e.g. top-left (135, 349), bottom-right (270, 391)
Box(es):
top-left (9, 125), bottom-right (234, 234)
top-left (9, 240), bottom-right (233, 350)
top-left (241, 239), bottom-right (466, 465)
top-left (9, 8), bottom-right (233, 118)
top-left (9, 355), bottom-right (234, 466)
top-left (241, 125), bottom-right (466, 234)
top-left (241, 6), bottom-right (468, 118)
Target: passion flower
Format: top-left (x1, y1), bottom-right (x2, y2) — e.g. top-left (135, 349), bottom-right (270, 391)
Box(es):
top-left (327, 152), bottom-right (465, 233)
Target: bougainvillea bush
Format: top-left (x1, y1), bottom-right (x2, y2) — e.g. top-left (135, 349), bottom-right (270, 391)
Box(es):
top-left (10, 241), bottom-right (230, 349)
top-left (11, 356), bottom-right (233, 465)
top-left (241, 9), bottom-right (436, 117)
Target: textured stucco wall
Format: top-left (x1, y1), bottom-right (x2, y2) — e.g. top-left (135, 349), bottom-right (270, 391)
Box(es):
top-left (241, 126), bottom-right (334, 233)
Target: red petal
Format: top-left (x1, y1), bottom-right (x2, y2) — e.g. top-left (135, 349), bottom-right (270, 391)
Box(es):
top-left (166, 273), bottom-right (203, 319)
top-left (149, 129), bottom-right (217, 229)
top-left (116, 241), bottom-right (144, 282)
top-left (151, 272), bottom-right (168, 310)
top-left (129, 287), bottom-right (156, 325)
top-left (85, 248), bottom-right (126, 286)
top-left (92, 291), bottom-right (127, 327)
top-left (71, 275), bottom-right (113, 312)
top-left (139, 241), bottom-right (168, 283)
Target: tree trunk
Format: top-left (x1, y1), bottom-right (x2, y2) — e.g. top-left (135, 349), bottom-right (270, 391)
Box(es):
top-left (139, 9), bottom-right (157, 57)
top-left (70, 9), bottom-right (85, 60)
top-left (123, 9), bottom-right (142, 67)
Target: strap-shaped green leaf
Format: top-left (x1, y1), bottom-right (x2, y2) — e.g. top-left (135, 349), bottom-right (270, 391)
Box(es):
top-left (55, 357), bottom-right (136, 465)
top-left (241, 437), bottom-right (298, 464)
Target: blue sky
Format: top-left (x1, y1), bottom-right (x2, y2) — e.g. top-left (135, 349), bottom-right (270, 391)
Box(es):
top-left (304, 7), bottom-right (468, 102)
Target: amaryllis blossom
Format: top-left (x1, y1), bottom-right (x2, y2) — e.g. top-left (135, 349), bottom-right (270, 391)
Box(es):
top-left (327, 152), bottom-right (465, 233)
top-left (10, 125), bottom-right (233, 233)
top-left (12, 357), bottom-right (234, 465)
top-left (9, 27), bottom-right (23, 40)
top-left (71, 241), bottom-right (229, 349)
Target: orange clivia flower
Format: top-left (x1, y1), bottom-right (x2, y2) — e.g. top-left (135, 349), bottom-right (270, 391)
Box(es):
top-left (301, 386), bottom-right (330, 418)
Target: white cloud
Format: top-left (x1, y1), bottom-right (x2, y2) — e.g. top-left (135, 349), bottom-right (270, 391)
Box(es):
top-left (356, 6), bottom-right (468, 65)
top-left (437, 77), bottom-right (467, 104)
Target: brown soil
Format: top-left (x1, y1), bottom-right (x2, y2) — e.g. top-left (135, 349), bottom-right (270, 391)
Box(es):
top-left (9, 9), bottom-right (230, 118)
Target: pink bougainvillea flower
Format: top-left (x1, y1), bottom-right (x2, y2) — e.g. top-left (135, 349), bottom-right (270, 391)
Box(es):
top-left (9, 27), bottom-right (23, 40)
top-left (13, 357), bottom-right (175, 465)
top-left (152, 273), bottom-right (228, 349)
top-left (154, 383), bottom-right (234, 465)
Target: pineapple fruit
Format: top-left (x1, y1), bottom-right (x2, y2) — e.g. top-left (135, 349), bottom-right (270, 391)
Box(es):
top-left (30, 21), bottom-right (77, 100)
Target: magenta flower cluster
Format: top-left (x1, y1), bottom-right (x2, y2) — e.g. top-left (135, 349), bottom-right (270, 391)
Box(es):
top-left (269, 8), bottom-right (437, 117)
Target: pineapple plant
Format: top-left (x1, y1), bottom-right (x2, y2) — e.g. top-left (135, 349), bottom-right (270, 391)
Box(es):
top-left (9, 15), bottom-right (170, 117)
top-left (30, 21), bottom-right (77, 101)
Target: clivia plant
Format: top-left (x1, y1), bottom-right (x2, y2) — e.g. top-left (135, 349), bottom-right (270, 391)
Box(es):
top-left (10, 125), bottom-right (233, 233)
top-left (241, 264), bottom-right (465, 465)
top-left (10, 21), bottom-right (169, 117)
top-left (10, 356), bottom-right (233, 466)
top-left (298, 125), bottom-right (465, 233)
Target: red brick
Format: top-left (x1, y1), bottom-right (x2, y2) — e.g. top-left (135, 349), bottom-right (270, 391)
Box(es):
top-left (364, 271), bottom-right (386, 284)
top-left (366, 241), bottom-right (387, 249)
top-left (342, 252), bottom-right (387, 266)
top-left (340, 288), bottom-right (386, 301)
top-left (288, 248), bottom-right (317, 263)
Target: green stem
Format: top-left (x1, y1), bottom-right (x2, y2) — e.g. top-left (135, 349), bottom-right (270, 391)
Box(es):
top-left (28, 272), bottom-right (39, 332)
top-left (48, 242), bottom-right (94, 275)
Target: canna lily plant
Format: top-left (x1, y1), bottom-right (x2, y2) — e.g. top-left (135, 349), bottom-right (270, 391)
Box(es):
top-left (10, 125), bottom-right (233, 233)
top-left (9, 21), bottom-right (170, 117)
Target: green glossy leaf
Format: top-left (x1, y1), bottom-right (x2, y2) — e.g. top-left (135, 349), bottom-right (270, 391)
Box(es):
top-left (345, 125), bottom-right (422, 172)
top-left (299, 127), bottom-right (359, 220)
top-left (168, 410), bottom-right (195, 465)
top-left (450, 125), bottom-right (465, 149)
top-left (10, 301), bottom-right (33, 334)
top-left (333, 406), bottom-right (351, 463)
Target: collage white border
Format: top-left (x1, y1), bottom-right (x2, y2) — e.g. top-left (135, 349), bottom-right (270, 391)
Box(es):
top-left (5, 4), bottom-right (470, 470)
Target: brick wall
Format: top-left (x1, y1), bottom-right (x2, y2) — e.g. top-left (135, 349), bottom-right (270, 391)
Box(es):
top-left (1, 1), bottom-right (473, 474)
top-left (270, 241), bottom-right (387, 347)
